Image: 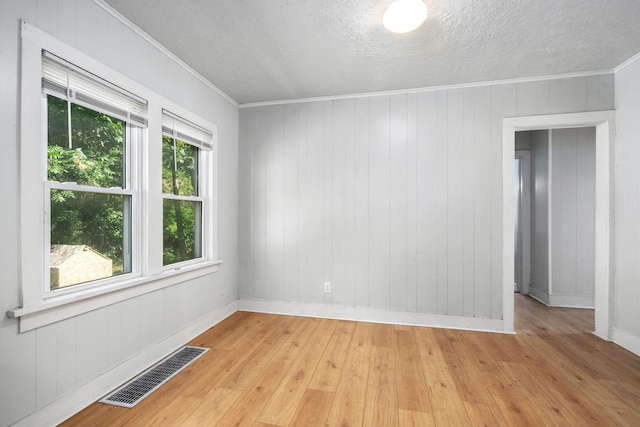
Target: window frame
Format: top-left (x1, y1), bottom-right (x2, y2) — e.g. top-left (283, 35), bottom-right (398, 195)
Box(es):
top-left (9, 22), bottom-right (220, 332)
top-left (161, 110), bottom-right (214, 268)
top-left (42, 89), bottom-right (141, 295)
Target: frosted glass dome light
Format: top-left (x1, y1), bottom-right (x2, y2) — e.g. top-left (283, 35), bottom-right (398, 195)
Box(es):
top-left (383, 0), bottom-right (428, 33)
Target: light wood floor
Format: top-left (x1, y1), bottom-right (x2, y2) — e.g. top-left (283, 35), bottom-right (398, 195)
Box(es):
top-left (62, 294), bottom-right (640, 426)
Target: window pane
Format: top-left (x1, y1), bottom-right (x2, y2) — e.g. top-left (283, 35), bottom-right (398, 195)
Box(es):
top-left (162, 136), bottom-right (198, 196)
top-left (50, 190), bottom-right (131, 290)
top-left (163, 199), bottom-right (202, 265)
top-left (47, 95), bottom-right (125, 188)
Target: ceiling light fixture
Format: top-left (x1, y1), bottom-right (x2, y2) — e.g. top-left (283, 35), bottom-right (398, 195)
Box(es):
top-left (383, 0), bottom-right (428, 33)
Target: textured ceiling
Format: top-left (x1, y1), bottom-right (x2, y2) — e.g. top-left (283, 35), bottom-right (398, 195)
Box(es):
top-left (102, 0), bottom-right (640, 105)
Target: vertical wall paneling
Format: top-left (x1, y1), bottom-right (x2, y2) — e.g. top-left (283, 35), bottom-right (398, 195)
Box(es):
top-left (354, 98), bottom-right (370, 306)
top-left (75, 308), bottom-right (109, 387)
top-left (406, 94), bottom-right (418, 312)
top-left (56, 317), bottom-right (78, 398)
top-left (238, 109), bottom-right (254, 298)
top-left (3, 1), bottom-right (240, 424)
top-left (529, 130), bottom-right (550, 302)
top-left (599, 74), bottom-right (615, 110)
top-left (253, 108), bottom-right (268, 300)
top-left (447, 89), bottom-right (465, 316)
top-left (283, 104), bottom-right (300, 302)
top-left (615, 61), bottom-right (640, 341)
top-left (534, 80), bottom-right (551, 115)
top-left (462, 88), bottom-right (476, 317)
top-left (416, 92), bottom-right (439, 314)
top-left (436, 91), bottom-right (449, 314)
top-left (138, 290), bottom-right (166, 349)
top-left (35, 324), bottom-right (57, 409)
top-left (266, 105), bottom-right (285, 301)
top-left (36, 0), bottom-right (59, 37)
top-left (323, 102), bottom-right (334, 302)
top-left (573, 77), bottom-right (588, 112)
top-left (389, 94), bottom-right (408, 311)
top-left (550, 78), bottom-right (574, 113)
top-left (120, 297), bottom-right (142, 359)
top-left (473, 86), bottom-right (493, 318)
top-left (516, 82), bottom-right (538, 117)
top-left (586, 77), bottom-right (602, 112)
top-left (0, 328), bottom-right (36, 423)
top-left (490, 84), bottom-right (517, 318)
top-left (528, 127), bottom-right (597, 305)
top-left (344, 100), bottom-right (356, 307)
top-left (238, 74), bottom-right (615, 324)
top-left (306, 102), bottom-right (325, 303)
top-left (297, 104), bottom-right (309, 304)
top-left (551, 129), bottom-right (579, 296)
top-left (332, 100), bottom-right (347, 305)
top-left (575, 127), bottom-right (596, 298)
top-left (105, 303), bottom-right (124, 368)
top-left (368, 96), bottom-right (391, 309)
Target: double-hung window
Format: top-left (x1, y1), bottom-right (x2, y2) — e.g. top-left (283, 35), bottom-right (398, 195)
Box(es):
top-left (11, 22), bottom-right (219, 332)
top-left (161, 111), bottom-right (213, 266)
top-left (42, 52), bottom-right (146, 292)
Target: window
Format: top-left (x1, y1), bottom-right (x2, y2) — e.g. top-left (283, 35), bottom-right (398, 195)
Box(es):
top-left (11, 23), bottom-right (219, 332)
top-left (43, 52), bottom-right (146, 292)
top-left (161, 111), bottom-right (213, 266)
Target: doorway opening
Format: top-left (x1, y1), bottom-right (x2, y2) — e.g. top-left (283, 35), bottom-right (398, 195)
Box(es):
top-left (502, 111), bottom-right (615, 340)
top-left (513, 128), bottom-right (597, 333)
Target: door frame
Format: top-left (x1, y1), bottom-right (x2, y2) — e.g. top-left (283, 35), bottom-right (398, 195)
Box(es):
top-left (502, 111), bottom-right (615, 340)
top-left (514, 150), bottom-right (531, 295)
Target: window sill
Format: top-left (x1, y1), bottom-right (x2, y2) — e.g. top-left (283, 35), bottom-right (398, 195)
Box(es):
top-left (7, 259), bottom-right (223, 333)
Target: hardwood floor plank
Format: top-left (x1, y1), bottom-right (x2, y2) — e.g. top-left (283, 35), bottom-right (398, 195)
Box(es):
top-left (462, 402), bottom-right (510, 427)
top-left (394, 329), bottom-right (432, 412)
top-left (215, 360), bottom-right (292, 426)
top-left (371, 322), bottom-right (394, 347)
top-left (308, 321), bottom-right (356, 392)
top-left (397, 409), bottom-right (436, 426)
top-left (178, 387), bottom-right (241, 427)
top-left (289, 389), bottom-right (334, 427)
top-left (325, 360), bottom-right (369, 426)
top-left (257, 319), bottom-right (332, 425)
top-left (345, 321), bottom-right (373, 364)
top-left (128, 395), bottom-right (202, 426)
top-left (61, 298), bottom-right (640, 426)
top-left (363, 346), bottom-right (398, 427)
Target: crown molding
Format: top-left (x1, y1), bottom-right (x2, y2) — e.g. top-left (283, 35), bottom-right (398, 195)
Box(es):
top-left (614, 51), bottom-right (640, 73)
top-left (239, 69), bottom-right (613, 108)
top-left (92, 0), bottom-right (238, 107)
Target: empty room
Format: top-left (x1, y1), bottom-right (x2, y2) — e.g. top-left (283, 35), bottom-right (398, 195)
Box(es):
top-left (2, 0), bottom-right (640, 425)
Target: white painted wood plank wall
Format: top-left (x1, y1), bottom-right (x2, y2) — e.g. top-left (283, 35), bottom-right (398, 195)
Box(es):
top-left (0, 1), bottom-right (239, 425)
top-left (239, 75), bottom-right (614, 320)
top-left (551, 128), bottom-right (596, 303)
top-left (615, 57), bottom-right (640, 351)
top-left (529, 130), bottom-right (551, 303)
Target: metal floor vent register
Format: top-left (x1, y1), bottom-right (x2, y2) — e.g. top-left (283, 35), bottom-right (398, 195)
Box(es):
top-left (100, 346), bottom-right (209, 408)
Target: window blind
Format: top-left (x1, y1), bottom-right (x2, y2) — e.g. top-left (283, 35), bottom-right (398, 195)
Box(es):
top-left (162, 110), bottom-right (213, 150)
top-left (42, 51), bottom-right (148, 127)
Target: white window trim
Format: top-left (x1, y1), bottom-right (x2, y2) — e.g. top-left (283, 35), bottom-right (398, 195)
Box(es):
top-left (9, 22), bottom-right (221, 333)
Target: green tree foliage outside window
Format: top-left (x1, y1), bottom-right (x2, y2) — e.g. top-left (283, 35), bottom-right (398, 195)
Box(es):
top-left (47, 95), bottom-right (130, 279)
top-left (162, 136), bottom-right (202, 265)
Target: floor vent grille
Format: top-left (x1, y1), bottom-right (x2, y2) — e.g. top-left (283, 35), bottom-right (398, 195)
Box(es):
top-left (100, 346), bottom-right (209, 408)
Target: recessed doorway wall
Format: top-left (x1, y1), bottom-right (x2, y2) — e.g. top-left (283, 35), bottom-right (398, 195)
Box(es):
top-left (502, 111), bottom-right (615, 340)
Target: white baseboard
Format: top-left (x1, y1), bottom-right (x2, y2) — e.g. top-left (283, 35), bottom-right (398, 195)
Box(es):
top-left (527, 287), bottom-right (550, 305)
top-left (238, 299), bottom-right (506, 333)
top-left (13, 301), bottom-right (238, 427)
top-left (526, 288), bottom-right (595, 309)
top-left (548, 295), bottom-right (595, 309)
top-left (613, 328), bottom-right (640, 357)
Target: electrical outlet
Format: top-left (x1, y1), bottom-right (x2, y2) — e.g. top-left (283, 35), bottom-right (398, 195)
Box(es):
top-left (323, 281), bottom-right (331, 293)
